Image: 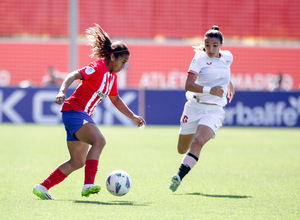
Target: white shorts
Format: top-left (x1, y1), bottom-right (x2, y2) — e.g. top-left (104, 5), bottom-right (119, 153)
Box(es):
top-left (179, 100), bottom-right (225, 138)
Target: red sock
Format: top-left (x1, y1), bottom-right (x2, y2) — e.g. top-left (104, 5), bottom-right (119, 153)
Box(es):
top-left (40, 168), bottom-right (67, 190)
top-left (84, 160), bottom-right (99, 185)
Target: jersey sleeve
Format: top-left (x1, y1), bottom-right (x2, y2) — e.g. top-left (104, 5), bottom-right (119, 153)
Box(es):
top-left (222, 50), bottom-right (233, 67)
top-left (78, 62), bottom-right (97, 80)
top-left (188, 51), bottom-right (204, 74)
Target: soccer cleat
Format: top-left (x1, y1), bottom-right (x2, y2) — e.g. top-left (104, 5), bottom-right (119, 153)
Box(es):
top-left (33, 184), bottom-right (54, 200)
top-left (169, 174), bottom-right (181, 192)
top-left (81, 185), bottom-right (101, 197)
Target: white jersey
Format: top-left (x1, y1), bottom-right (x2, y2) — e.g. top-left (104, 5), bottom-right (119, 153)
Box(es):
top-left (186, 50), bottom-right (233, 107)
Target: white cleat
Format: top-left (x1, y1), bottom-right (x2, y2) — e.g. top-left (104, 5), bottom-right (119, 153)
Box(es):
top-left (33, 184), bottom-right (54, 200)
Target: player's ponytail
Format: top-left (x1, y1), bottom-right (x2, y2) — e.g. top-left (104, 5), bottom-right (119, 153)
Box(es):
top-left (205, 25), bottom-right (223, 44)
top-left (86, 24), bottom-right (130, 59)
top-left (211, 25), bottom-right (220, 31)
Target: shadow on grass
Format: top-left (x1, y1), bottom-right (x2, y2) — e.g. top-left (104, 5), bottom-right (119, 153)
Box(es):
top-left (74, 200), bottom-right (150, 206)
top-left (181, 192), bottom-right (251, 199)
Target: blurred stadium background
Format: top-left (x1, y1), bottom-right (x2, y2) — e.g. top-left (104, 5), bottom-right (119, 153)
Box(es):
top-left (0, 0), bottom-right (300, 127)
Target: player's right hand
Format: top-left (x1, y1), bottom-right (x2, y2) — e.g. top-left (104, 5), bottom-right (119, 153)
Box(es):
top-left (210, 86), bottom-right (224, 97)
top-left (55, 92), bottom-right (66, 105)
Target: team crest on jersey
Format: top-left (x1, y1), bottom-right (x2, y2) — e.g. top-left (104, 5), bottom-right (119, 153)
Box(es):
top-left (206, 62), bottom-right (212, 65)
top-left (85, 66), bottom-right (95, 75)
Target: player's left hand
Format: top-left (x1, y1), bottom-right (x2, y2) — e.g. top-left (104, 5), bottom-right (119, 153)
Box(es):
top-left (132, 115), bottom-right (146, 127)
top-left (227, 81), bottom-right (235, 103)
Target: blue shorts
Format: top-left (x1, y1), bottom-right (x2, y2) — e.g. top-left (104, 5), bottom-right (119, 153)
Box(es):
top-left (62, 110), bottom-right (95, 141)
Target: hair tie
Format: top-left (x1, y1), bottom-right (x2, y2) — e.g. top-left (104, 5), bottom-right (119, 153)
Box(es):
top-left (107, 49), bottom-right (129, 54)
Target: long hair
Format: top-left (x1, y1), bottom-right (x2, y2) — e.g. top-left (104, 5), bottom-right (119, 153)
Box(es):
top-left (86, 24), bottom-right (130, 59)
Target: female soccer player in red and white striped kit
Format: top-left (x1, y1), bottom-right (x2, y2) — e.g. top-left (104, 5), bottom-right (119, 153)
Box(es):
top-left (169, 26), bottom-right (235, 192)
top-left (33, 24), bottom-right (146, 200)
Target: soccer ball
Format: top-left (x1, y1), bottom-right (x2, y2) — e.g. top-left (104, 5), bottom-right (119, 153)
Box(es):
top-left (106, 170), bottom-right (132, 196)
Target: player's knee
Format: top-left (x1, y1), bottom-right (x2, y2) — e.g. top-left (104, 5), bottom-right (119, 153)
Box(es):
top-left (177, 144), bottom-right (189, 154)
top-left (70, 159), bottom-right (85, 170)
top-left (94, 137), bottom-right (106, 149)
top-left (192, 136), bottom-right (206, 148)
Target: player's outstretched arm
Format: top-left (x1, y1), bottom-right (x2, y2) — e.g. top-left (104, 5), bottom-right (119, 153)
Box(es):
top-left (109, 95), bottom-right (146, 127)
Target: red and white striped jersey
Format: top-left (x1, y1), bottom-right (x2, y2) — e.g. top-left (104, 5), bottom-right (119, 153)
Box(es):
top-left (62, 59), bottom-right (118, 116)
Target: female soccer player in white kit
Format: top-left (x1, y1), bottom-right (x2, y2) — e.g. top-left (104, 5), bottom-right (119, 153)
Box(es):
top-left (169, 25), bottom-right (235, 192)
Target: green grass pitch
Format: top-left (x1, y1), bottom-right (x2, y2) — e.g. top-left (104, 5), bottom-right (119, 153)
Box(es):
top-left (0, 124), bottom-right (299, 219)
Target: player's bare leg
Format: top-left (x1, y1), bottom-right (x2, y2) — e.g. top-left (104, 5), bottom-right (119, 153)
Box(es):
top-left (58, 141), bottom-right (89, 175)
top-left (74, 122), bottom-right (106, 197)
top-left (188, 125), bottom-right (214, 158)
top-left (170, 125), bottom-right (214, 192)
top-left (177, 134), bottom-right (194, 154)
top-left (74, 122), bottom-right (106, 161)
